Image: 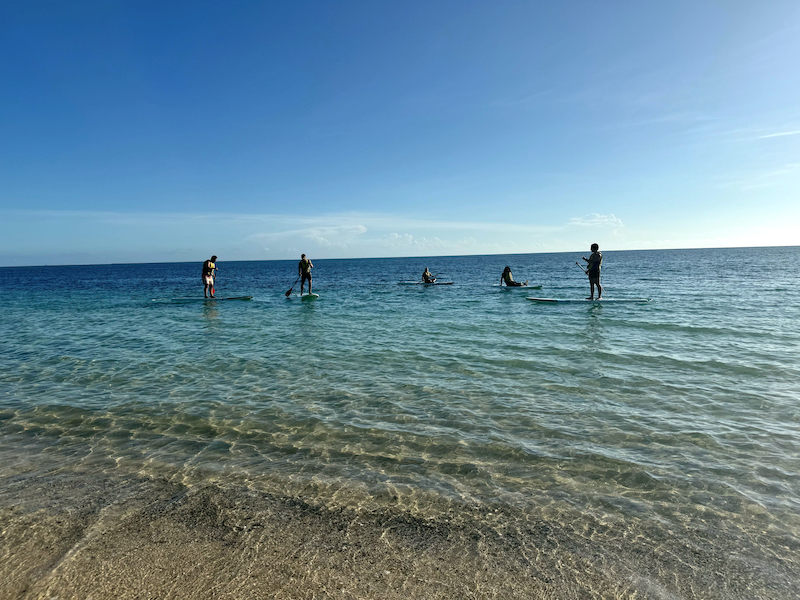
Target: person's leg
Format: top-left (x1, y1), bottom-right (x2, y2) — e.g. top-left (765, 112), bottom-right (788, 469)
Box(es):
top-left (589, 275), bottom-right (601, 299)
top-left (307, 275), bottom-right (312, 294)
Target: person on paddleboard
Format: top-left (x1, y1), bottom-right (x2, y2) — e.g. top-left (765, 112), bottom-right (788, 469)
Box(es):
top-left (202, 255), bottom-right (217, 298)
top-left (582, 244), bottom-right (603, 300)
top-left (422, 267), bottom-right (436, 283)
top-left (500, 266), bottom-right (525, 287)
top-left (299, 254), bottom-right (313, 295)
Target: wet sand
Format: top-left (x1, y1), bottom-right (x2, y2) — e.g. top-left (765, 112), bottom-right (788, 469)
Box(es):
top-left (2, 467), bottom-right (796, 600)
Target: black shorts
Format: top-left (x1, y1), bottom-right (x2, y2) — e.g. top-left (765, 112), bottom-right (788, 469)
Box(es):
top-left (301, 273), bottom-right (312, 283)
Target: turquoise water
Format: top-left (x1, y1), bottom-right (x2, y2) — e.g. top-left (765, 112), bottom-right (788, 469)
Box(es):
top-left (2, 247), bottom-right (799, 597)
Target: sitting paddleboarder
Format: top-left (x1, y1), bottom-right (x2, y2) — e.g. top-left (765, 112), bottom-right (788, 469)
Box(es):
top-left (582, 243), bottom-right (603, 300)
top-left (500, 266), bottom-right (525, 287)
top-left (202, 255), bottom-right (217, 298)
top-left (422, 268), bottom-right (436, 283)
top-left (299, 253), bottom-right (313, 295)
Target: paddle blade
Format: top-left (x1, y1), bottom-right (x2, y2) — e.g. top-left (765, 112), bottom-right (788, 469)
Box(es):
top-left (285, 288), bottom-right (293, 297)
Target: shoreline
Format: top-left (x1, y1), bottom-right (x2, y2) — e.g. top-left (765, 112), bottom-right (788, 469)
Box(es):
top-left (2, 466), bottom-right (796, 599)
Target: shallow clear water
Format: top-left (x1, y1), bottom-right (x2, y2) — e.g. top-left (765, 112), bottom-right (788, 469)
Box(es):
top-left (2, 247), bottom-right (799, 597)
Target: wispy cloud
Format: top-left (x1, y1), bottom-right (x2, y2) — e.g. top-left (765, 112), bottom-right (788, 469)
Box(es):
top-left (1, 208), bottom-right (636, 265)
top-left (715, 163), bottom-right (800, 190)
top-left (759, 130), bottom-right (800, 139)
top-left (568, 213), bottom-right (624, 228)
top-left (244, 224), bottom-right (368, 251)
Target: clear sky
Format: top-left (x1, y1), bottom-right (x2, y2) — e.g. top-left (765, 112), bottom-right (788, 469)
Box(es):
top-left (1, 1), bottom-right (799, 266)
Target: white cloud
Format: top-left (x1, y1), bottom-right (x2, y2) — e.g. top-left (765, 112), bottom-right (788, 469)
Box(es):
top-left (568, 213), bottom-right (625, 228)
top-left (759, 130), bottom-right (800, 139)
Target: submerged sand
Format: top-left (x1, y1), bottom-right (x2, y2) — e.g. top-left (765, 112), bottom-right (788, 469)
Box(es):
top-left (1, 468), bottom-right (796, 599)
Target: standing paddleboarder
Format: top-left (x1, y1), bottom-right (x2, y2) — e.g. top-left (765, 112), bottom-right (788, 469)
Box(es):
top-left (299, 254), bottom-right (313, 295)
top-left (582, 244), bottom-right (603, 300)
top-left (202, 255), bottom-right (217, 298)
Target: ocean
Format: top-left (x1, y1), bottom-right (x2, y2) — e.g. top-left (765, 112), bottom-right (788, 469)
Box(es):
top-left (1, 247), bottom-right (799, 599)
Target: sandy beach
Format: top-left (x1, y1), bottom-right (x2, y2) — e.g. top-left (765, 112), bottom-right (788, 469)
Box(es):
top-left (0, 468), bottom-right (596, 599)
top-left (3, 464), bottom-right (791, 600)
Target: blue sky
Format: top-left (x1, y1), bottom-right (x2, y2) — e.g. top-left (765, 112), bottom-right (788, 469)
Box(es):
top-left (1, 1), bottom-right (798, 266)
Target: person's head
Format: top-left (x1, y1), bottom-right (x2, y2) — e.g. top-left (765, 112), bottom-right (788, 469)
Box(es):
top-left (301, 254), bottom-right (306, 259)
top-left (590, 244), bottom-right (599, 252)
top-left (211, 255), bottom-right (217, 261)
top-left (503, 266), bottom-right (511, 273)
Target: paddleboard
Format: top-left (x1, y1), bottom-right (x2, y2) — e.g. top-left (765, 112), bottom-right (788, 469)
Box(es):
top-left (526, 297), bottom-right (651, 304)
top-left (398, 281), bottom-right (454, 285)
top-left (300, 293), bottom-right (319, 299)
top-left (495, 282), bottom-right (542, 290)
top-left (157, 296), bottom-right (253, 302)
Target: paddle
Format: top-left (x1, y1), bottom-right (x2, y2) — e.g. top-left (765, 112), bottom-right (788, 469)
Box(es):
top-left (285, 276), bottom-right (300, 297)
top-left (575, 261), bottom-right (588, 274)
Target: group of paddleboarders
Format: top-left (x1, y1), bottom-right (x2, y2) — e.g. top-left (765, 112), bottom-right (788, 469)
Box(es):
top-left (497, 244), bottom-right (603, 299)
top-left (203, 243), bottom-right (603, 298)
top-left (203, 253), bottom-right (315, 297)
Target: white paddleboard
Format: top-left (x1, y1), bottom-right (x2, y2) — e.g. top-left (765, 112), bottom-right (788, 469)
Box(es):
top-left (300, 293), bottom-right (319, 299)
top-left (156, 296), bottom-right (253, 302)
top-left (526, 297), bottom-right (651, 304)
top-left (494, 282), bottom-right (542, 290)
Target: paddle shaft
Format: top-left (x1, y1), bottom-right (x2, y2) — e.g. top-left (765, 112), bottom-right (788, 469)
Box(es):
top-left (285, 276), bottom-right (300, 297)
